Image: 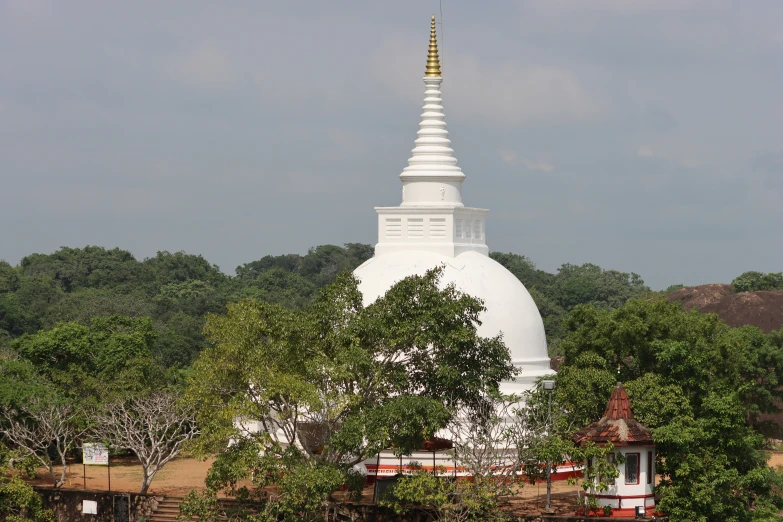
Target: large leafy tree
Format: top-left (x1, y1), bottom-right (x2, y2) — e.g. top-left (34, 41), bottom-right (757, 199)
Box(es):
top-left (18, 246), bottom-right (143, 293)
top-left (8, 315), bottom-right (164, 405)
top-left (142, 250), bottom-right (226, 288)
top-left (185, 268), bottom-right (514, 520)
top-left (13, 316), bottom-right (156, 380)
top-left (552, 263), bottom-right (648, 311)
top-left (554, 297), bottom-right (783, 521)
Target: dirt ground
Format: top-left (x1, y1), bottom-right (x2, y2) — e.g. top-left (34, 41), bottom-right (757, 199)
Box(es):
top-left (28, 456), bottom-right (215, 497)
top-left (26, 452), bottom-right (783, 512)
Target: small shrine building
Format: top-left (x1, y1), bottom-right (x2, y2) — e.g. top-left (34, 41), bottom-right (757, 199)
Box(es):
top-left (572, 383), bottom-right (657, 518)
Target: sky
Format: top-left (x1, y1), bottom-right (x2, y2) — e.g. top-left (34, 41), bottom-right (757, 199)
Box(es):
top-left (0, 0), bottom-right (781, 290)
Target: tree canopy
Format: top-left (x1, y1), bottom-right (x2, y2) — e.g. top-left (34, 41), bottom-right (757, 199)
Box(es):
top-left (552, 297), bottom-right (783, 521)
top-left (732, 271), bottom-right (783, 293)
top-left (184, 268), bottom-right (515, 520)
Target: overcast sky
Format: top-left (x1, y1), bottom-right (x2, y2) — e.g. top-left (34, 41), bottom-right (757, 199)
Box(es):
top-left (1, 1), bottom-right (781, 289)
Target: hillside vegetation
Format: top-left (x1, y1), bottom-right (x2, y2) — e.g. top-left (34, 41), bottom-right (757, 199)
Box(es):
top-left (0, 245), bottom-right (664, 363)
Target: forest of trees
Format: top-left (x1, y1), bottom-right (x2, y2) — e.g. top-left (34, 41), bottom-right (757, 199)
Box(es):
top-left (1, 244), bottom-right (782, 521)
top-left (0, 243), bottom-right (665, 365)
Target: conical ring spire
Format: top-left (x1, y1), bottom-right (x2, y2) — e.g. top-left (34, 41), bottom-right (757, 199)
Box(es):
top-left (425, 14), bottom-right (441, 77)
top-left (399, 14), bottom-right (464, 207)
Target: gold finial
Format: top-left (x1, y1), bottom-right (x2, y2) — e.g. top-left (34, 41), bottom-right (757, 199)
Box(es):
top-left (425, 14), bottom-right (442, 77)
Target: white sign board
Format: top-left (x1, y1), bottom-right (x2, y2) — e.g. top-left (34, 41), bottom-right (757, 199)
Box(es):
top-left (82, 500), bottom-right (98, 514)
top-left (83, 443), bottom-right (109, 466)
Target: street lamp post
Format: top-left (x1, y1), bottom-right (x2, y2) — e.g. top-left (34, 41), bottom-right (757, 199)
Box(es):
top-left (542, 379), bottom-right (556, 513)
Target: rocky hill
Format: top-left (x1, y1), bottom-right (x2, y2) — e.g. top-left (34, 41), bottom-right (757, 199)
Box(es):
top-left (667, 284), bottom-right (783, 333)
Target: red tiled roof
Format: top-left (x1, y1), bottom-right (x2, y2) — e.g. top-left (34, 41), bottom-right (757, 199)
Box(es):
top-left (604, 381), bottom-right (634, 420)
top-left (572, 383), bottom-right (654, 447)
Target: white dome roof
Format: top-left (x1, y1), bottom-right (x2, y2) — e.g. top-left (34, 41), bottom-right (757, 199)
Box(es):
top-left (354, 250), bottom-right (552, 393)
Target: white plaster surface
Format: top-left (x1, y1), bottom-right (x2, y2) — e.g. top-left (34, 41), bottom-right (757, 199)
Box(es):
top-left (354, 250), bottom-right (552, 393)
top-left (590, 446), bottom-right (656, 511)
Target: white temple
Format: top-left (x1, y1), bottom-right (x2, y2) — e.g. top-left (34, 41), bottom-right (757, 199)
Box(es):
top-left (354, 15), bottom-right (551, 395)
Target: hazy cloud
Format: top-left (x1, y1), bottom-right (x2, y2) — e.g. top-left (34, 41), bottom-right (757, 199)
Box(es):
top-left (447, 60), bottom-right (601, 126)
top-left (637, 145), bottom-right (654, 158)
top-left (170, 45), bottom-right (239, 92)
top-left (499, 150), bottom-right (518, 165)
top-left (522, 159), bottom-right (554, 173)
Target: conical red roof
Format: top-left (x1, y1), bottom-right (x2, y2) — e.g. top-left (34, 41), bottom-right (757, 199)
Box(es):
top-left (572, 383), bottom-right (654, 447)
top-left (603, 382), bottom-right (634, 420)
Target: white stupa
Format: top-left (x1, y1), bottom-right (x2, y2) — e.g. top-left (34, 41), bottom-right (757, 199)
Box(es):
top-left (354, 15), bottom-right (551, 394)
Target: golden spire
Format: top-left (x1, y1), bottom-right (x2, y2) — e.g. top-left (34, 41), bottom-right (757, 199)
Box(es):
top-left (425, 14), bottom-right (442, 77)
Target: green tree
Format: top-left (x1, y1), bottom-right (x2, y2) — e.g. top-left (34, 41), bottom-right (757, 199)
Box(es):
top-left (11, 315), bottom-right (160, 403)
top-left (152, 313), bottom-right (207, 368)
top-left (527, 288), bottom-right (567, 349)
top-left (235, 253), bottom-right (302, 281)
top-left (553, 263), bottom-right (648, 310)
top-left (236, 268), bottom-right (316, 309)
top-left (382, 467), bottom-right (513, 522)
top-left (654, 391), bottom-right (783, 521)
top-left (40, 288), bottom-right (154, 330)
top-left (4, 276), bottom-right (64, 335)
top-left (153, 280), bottom-right (226, 318)
top-left (298, 244), bottom-right (373, 287)
top-left (0, 354), bottom-right (48, 410)
top-left (19, 246), bottom-right (143, 293)
top-left (184, 268), bottom-right (514, 520)
top-left (142, 251), bottom-right (226, 287)
top-left (13, 316), bottom-right (156, 380)
top-left (0, 261), bottom-right (21, 294)
top-left (732, 271), bottom-right (783, 293)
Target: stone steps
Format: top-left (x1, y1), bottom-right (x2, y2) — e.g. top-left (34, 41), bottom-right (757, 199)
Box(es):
top-left (148, 496), bottom-right (237, 522)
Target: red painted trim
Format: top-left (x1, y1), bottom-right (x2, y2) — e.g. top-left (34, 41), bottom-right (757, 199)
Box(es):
top-left (575, 505), bottom-right (656, 518)
top-left (365, 469), bottom-right (583, 485)
top-left (647, 451), bottom-right (653, 485)
top-left (624, 452), bottom-right (640, 485)
top-left (591, 493), bottom-right (655, 500)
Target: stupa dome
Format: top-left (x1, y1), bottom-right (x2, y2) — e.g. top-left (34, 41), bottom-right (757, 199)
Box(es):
top-left (354, 250), bottom-right (551, 392)
top-left (353, 15), bottom-right (551, 393)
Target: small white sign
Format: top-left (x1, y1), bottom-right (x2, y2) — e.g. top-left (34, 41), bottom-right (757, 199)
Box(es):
top-left (82, 500), bottom-right (98, 514)
top-left (83, 443), bottom-right (109, 466)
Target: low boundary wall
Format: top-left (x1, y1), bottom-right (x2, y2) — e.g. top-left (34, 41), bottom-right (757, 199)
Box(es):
top-left (33, 487), bottom-right (162, 522)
